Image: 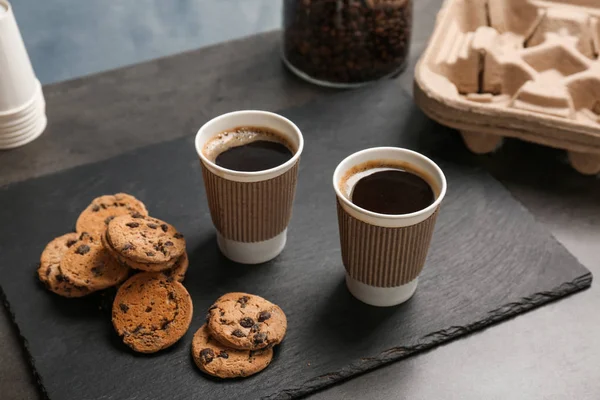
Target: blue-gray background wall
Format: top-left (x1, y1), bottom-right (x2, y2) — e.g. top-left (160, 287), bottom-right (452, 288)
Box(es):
top-left (11, 0), bottom-right (281, 84)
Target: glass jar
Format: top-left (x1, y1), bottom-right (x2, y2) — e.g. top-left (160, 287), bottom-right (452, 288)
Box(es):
top-left (282, 0), bottom-right (413, 88)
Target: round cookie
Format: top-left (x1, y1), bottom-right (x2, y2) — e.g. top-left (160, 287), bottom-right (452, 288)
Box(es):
top-left (106, 215), bottom-right (186, 265)
top-left (207, 293), bottom-right (287, 350)
top-left (192, 324), bottom-right (273, 378)
top-left (75, 193), bottom-right (148, 237)
top-left (112, 272), bottom-right (193, 353)
top-left (162, 253), bottom-right (189, 282)
top-left (60, 235), bottom-right (130, 291)
top-left (101, 231), bottom-right (179, 272)
top-left (38, 232), bottom-right (89, 297)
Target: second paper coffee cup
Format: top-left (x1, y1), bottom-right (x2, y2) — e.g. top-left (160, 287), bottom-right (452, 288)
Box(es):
top-left (195, 110), bottom-right (304, 264)
top-left (333, 147), bottom-right (447, 307)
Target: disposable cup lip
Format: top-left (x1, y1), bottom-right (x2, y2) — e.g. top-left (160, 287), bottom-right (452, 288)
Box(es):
top-left (0, 113), bottom-right (43, 141)
top-left (195, 110), bottom-right (304, 183)
top-left (0, 93), bottom-right (43, 130)
top-left (0, 109), bottom-right (39, 131)
top-left (0, 112), bottom-right (42, 138)
top-left (0, 80), bottom-right (41, 118)
top-left (0, 115), bottom-right (45, 149)
top-left (333, 147), bottom-right (447, 224)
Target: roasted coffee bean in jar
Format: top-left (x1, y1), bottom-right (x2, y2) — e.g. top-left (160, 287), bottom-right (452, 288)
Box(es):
top-left (282, 0), bottom-right (413, 88)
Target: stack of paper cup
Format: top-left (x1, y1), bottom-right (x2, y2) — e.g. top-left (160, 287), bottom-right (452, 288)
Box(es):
top-left (0, 0), bottom-right (46, 150)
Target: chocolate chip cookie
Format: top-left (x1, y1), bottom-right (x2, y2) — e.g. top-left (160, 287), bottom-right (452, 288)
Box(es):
top-left (106, 215), bottom-right (186, 265)
top-left (112, 272), bottom-right (193, 353)
top-left (162, 252), bottom-right (189, 282)
top-left (207, 293), bottom-right (287, 350)
top-left (75, 193), bottom-right (148, 236)
top-left (38, 232), bottom-right (89, 297)
top-left (101, 230), bottom-right (179, 272)
top-left (60, 235), bottom-right (130, 291)
top-left (191, 324), bottom-right (273, 378)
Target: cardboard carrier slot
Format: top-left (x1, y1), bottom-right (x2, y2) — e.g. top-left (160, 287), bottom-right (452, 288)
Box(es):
top-left (415, 0), bottom-right (600, 175)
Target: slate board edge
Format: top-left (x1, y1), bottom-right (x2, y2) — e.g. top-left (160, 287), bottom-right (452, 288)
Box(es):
top-left (2, 273), bottom-right (590, 400)
top-left (265, 272), bottom-right (592, 400)
top-left (0, 287), bottom-right (49, 400)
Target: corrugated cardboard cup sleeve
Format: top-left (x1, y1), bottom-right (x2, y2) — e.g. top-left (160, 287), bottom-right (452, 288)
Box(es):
top-left (201, 161), bottom-right (300, 243)
top-left (337, 199), bottom-right (439, 287)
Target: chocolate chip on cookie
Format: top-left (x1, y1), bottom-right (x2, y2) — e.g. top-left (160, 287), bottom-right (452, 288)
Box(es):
top-left (191, 324), bottom-right (273, 378)
top-left (38, 232), bottom-right (90, 298)
top-left (112, 272), bottom-right (193, 353)
top-left (75, 193), bottom-right (148, 236)
top-left (207, 293), bottom-right (287, 350)
top-left (60, 234), bottom-right (130, 291)
top-left (106, 215), bottom-right (186, 265)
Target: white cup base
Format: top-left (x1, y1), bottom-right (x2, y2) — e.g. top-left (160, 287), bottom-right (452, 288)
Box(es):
top-left (345, 275), bottom-right (418, 307)
top-left (217, 229), bottom-right (287, 264)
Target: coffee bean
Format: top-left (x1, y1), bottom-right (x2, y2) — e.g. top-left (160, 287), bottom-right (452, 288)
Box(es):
top-left (239, 317), bottom-right (255, 328)
top-left (125, 222), bottom-right (139, 228)
top-left (200, 348), bottom-right (215, 364)
top-left (257, 311), bottom-right (271, 322)
top-left (283, 0), bottom-right (412, 85)
top-left (232, 329), bottom-right (246, 338)
top-left (75, 245), bottom-right (90, 255)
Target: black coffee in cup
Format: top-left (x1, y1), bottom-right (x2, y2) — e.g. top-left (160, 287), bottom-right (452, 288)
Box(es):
top-left (342, 161), bottom-right (435, 215)
top-left (204, 127), bottom-right (294, 172)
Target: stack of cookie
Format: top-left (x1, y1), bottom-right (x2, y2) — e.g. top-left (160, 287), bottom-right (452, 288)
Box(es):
top-left (38, 193), bottom-right (193, 354)
top-left (38, 193), bottom-right (150, 297)
top-left (191, 293), bottom-right (287, 379)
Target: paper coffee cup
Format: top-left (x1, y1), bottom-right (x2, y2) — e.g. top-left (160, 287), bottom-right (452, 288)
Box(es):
top-left (333, 147), bottom-right (447, 307)
top-left (195, 110), bottom-right (304, 264)
top-left (0, 0), bottom-right (38, 114)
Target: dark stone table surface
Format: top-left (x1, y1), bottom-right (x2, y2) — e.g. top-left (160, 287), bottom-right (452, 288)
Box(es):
top-left (2, 1), bottom-right (598, 399)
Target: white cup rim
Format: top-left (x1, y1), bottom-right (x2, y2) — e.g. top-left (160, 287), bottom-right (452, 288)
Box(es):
top-left (333, 147), bottom-right (447, 221)
top-left (194, 110), bottom-right (304, 179)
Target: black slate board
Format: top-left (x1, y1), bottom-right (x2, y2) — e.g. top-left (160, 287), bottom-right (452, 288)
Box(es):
top-left (0, 84), bottom-right (592, 400)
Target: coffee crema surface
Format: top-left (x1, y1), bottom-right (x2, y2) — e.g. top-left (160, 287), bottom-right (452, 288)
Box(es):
top-left (203, 126), bottom-right (294, 172)
top-left (340, 160), bottom-right (436, 215)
